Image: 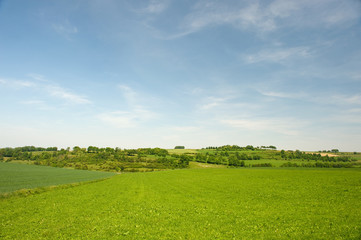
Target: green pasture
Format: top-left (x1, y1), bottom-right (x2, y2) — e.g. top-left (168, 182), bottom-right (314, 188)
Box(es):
top-left (0, 162), bottom-right (115, 194)
top-left (167, 149), bottom-right (198, 154)
top-left (189, 161), bottom-right (227, 168)
top-left (1, 168), bottom-right (361, 239)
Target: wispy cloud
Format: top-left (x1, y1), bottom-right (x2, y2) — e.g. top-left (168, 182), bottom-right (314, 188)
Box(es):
top-left (97, 108), bottom-right (156, 128)
top-left (1, 75), bottom-right (91, 105)
top-left (258, 87), bottom-right (361, 108)
top-left (144, 0), bottom-right (169, 14)
top-left (28, 73), bottom-right (47, 82)
top-left (118, 84), bottom-right (137, 104)
top-left (46, 85), bottom-right (91, 104)
top-left (199, 97), bottom-right (228, 110)
top-left (1, 78), bottom-right (36, 88)
top-left (98, 84), bottom-right (158, 128)
top-left (179, 2), bottom-right (277, 36)
top-left (330, 94), bottom-right (361, 106)
top-left (14, 80), bottom-right (36, 87)
top-left (221, 118), bottom-right (306, 136)
top-left (52, 20), bottom-right (78, 40)
top-left (243, 47), bottom-right (311, 64)
top-left (163, 0), bottom-right (361, 39)
top-left (257, 89), bottom-right (307, 99)
top-left (172, 126), bottom-right (201, 132)
top-left (19, 100), bottom-right (53, 110)
top-left (20, 100), bottom-right (44, 105)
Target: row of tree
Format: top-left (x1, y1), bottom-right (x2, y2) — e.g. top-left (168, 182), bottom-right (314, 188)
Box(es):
top-left (204, 145), bottom-right (277, 151)
top-left (280, 162), bottom-right (353, 168)
top-left (280, 150), bottom-right (351, 162)
top-left (0, 147), bottom-right (189, 172)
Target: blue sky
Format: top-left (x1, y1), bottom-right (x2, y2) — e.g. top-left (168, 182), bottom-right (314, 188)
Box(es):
top-left (1, 0), bottom-right (361, 151)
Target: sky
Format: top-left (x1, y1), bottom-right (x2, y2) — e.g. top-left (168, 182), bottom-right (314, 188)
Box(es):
top-left (1, 0), bottom-right (361, 151)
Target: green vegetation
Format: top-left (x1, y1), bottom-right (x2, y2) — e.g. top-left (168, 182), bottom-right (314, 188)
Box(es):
top-left (1, 145), bottom-right (360, 173)
top-left (0, 162), bottom-right (115, 194)
top-left (174, 146), bottom-right (185, 149)
top-left (1, 168), bottom-right (361, 239)
top-left (0, 146), bottom-right (190, 172)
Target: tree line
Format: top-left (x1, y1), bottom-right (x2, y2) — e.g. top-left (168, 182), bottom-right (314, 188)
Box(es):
top-left (0, 146), bottom-right (189, 172)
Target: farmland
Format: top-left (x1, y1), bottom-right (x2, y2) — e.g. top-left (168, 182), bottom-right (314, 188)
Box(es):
top-left (0, 162), bottom-right (115, 194)
top-left (1, 145), bottom-right (360, 172)
top-left (1, 145), bottom-right (361, 239)
top-left (1, 168), bottom-right (361, 239)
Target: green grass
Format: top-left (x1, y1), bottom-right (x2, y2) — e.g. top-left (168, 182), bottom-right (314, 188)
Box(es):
top-left (188, 161), bottom-right (227, 168)
top-left (0, 162), bottom-right (115, 194)
top-left (1, 168), bottom-right (361, 239)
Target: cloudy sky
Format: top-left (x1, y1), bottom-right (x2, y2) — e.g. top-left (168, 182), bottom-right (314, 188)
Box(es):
top-left (1, 0), bottom-right (361, 151)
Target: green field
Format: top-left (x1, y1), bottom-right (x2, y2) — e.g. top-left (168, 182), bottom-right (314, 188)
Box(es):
top-left (0, 162), bottom-right (115, 194)
top-left (1, 168), bottom-right (361, 239)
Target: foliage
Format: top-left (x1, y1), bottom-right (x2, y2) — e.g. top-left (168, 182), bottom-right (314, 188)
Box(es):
top-left (280, 162), bottom-right (353, 168)
top-left (1, 146), bottom-right (359, 171)
top-left (0, 147), bottom-right (189, 172)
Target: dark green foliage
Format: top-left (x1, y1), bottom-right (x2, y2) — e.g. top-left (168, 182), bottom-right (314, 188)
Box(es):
top-left (251, 163), bottom-right (273, 167)
top-left (260, 145), bottom-right (277, 150)
top-left (280, 162), bottom-right (353, 168)
top-left (0, 147), bottom-right (189, 172)
top-left (174, 146), bottom-right (185, 149)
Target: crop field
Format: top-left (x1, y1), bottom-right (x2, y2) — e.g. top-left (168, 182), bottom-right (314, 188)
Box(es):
top-left (1, 168), bottom-right (361, 239)
top-left (0, 162), bottom-right (115, 194)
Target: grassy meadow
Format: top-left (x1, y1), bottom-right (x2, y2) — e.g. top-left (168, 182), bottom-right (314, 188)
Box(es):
top-left (0, 162), bottom-right (115, 194)
top-left (1, 168), bottom-right (361, 239)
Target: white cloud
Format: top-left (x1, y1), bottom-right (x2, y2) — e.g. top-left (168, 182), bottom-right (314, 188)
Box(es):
top-left (46, 85), bottom-right (91, 104)
top-left (1, 75), bottom-right (91, 105)
top-left (351, 73), bottom-right (361, 81)
top-left (331, 94), bottom-right (361, 105)
top-left (14, 80), bottom-right (36, 87)
top-left (98, 84), bottom-right (158, 128)
top-left (98, 108), bottom-right (156, 128)
top-left (258, 89), bottom-right (306, 99)
top-left (144, 0), bottom-right (169, 14)
top-left (243, 47), bottom-right (310, 64)
top-left (52, 20), bottom-right (78, 40)
top-left (172, 126), bottom-right (201, 132)
top-left (221, 118), bottom-right (305, 136)
top-left (199, 97), bottom-right (228, 110)
top-left (118, 84), bottom-right (137, 104)
top-left (20, 100), bottom-right (44, 105)
top-left (1, 79), bottom-right (36, 88)
top-left (169, 0), bottom-right (361, 38)
top-left (28, 73), bottom-right (47, 82)
top-left (97, 111), bottom-right (136, 128)
top-left (180, 2), bottom-right (276, 36)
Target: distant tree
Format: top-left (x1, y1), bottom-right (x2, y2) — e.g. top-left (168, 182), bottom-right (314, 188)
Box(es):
top-left (245, 145), bottom-right (255, 150)
top-left (175, 146), bottom-right (185, 149)
top-left (331, 149), bottom-right (339, 153)
top-left (87, 146), bottom-right (99, 153)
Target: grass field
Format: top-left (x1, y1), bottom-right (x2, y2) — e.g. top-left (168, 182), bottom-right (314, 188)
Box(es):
top-left (167, 149), bottom-right (199, 154)
top-left (1, 168), bottom-right (361, 239)
top-left (0, 162), bottom-right (115, 194)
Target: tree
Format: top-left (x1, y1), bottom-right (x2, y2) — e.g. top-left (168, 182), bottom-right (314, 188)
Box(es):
top-left (175, 146), bottom-right (185, 149)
